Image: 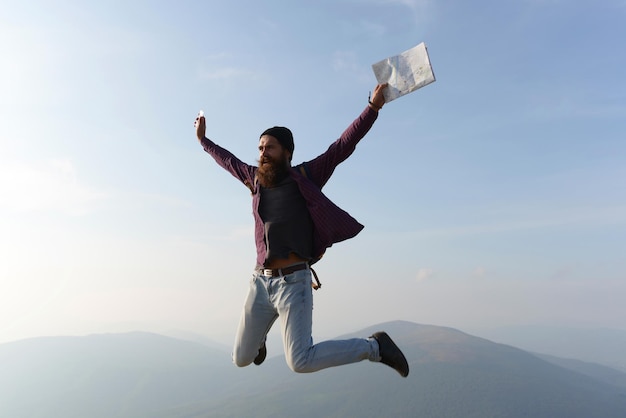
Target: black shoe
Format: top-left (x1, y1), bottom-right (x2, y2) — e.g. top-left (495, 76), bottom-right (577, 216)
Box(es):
top-left (371, 332), bottom-right (409, 377)
top-left (253, 342), bottom-right (266, 366)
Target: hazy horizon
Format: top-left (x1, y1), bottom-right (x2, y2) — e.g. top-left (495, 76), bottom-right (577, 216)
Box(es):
top-left (2, 0), bottom-right (625, 347)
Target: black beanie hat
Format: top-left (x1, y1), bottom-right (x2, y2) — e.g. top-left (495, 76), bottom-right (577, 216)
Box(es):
top-left (260, 126), bottom-right (294, 155)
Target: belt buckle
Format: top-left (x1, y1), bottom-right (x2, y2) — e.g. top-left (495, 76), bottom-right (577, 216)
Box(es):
top-left (262, 269), bottom-right (274, 277)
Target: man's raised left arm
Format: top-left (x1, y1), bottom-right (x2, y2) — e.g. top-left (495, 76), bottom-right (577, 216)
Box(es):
top-left (305, 83), bottom-right (388, 188)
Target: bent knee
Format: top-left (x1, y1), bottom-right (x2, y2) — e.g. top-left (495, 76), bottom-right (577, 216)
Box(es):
top-left (233, 358), bottom-right (252, 368)
top-left (232, 351), bottom-right (253, 368)
top-left (286, 357), bottom-right (314, 374)
top-left (288, 363), bottom-right (312, 373)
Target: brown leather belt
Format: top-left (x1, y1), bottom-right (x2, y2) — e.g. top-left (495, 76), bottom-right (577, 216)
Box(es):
top-left (260, 263), bottom-right (309, 277)
top-left (258, 263), bottom-right (322, 290)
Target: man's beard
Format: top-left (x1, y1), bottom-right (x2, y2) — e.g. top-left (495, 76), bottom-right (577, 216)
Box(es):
top-left (257, 153), bottom-right (290, 188)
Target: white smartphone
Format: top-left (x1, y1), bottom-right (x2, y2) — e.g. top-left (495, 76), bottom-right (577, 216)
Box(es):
top-left (195, 110), bottom-right (204, 128)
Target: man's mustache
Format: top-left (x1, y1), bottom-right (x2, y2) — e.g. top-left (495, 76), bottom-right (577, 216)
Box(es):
top-left (260, 156), bottom-right (277, 165)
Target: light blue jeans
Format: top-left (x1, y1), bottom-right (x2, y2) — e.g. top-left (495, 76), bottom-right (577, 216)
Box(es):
top-left (232, 268), bottom-right (380, 372)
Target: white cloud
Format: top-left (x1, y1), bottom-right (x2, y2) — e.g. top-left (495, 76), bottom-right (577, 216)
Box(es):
top-left (413, 205), bottom-right (626, 238)
top-left (332, 50), bottom-right (360, 72)
top-left (368, 0), bottom-right (433, 23)
top-left (199, 67), bottom-right (256, 81)
top-left (0, 159), bottom-right (108, 215)
top-left (331, 50), bottom-right (372, 83)
top-left (473, 266), bottom-right (487, 278)
top-left (416, 267), bottom-right (435, 282)
top-left (358, 20), bottom-right (387, 37)
top-left (198, 52), bottom-right (260, 82)
top-left (383, 0), bottom-right (430, 9)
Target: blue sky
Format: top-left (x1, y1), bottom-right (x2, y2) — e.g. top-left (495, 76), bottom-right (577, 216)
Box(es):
top-left (1, 0), bottom-right (625, 346)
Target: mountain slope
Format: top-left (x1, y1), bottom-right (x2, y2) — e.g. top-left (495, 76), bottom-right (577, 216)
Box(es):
top-left (1, 323), bottom-right (625, 418)
top-left (474, 325), bottom-right (626, 371)
top-left (161, 321), bottom-right (626, 418)
top-left (0, 332), bottom-right (234, 418)
top-left (537, 353), bottom-right (626, 390)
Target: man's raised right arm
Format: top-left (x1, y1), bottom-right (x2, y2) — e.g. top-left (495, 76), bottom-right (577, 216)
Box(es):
top-left (194, 113), bottom-right (256, 187)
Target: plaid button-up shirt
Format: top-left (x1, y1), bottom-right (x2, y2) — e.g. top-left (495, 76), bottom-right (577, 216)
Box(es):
top-left (200, 105), bottom-right (379, 267)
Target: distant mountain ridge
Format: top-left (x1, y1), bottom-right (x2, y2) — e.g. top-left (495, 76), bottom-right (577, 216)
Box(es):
top-left (473, 325), bottom-right (626, 372)
top-left (0, 332), bottom-right (236, 418)
top-left (1, 322), bottom-right (625, 418)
